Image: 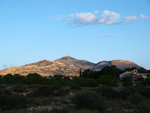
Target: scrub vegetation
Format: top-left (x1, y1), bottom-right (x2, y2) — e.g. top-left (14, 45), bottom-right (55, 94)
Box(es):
top-left (0, 66), bottom-right (150, 113)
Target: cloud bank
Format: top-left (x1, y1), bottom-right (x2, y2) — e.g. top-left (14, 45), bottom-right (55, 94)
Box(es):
top-left (140, 14), bottom-right (148, 19)
top-left (67, 10), bottom-right (120, 25)
top-left (124, 16), bottom-right (137, 23)
top-left (62, 10), bottom-right (149, 25)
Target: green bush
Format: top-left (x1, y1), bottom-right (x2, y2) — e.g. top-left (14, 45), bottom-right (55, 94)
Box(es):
top-left (0, 89), bottom-right (12, 107)
top-left (52, 88), bottom-right (70, 96)
top-left (72, 90), bottom-right (105, 112)
top-left (2, 74), bottom-right (15, 84)
top-left (140, 87), bottom-right (150, 99)
top-left (50, 107), bottom-right (68, 113)
top-left (99, 87), bottom-right (120, 100)
top-left (50, 83), bottom-right (62, 91)
top-left (13, 85), bottom-right (26, 93)
top-left (27, 73), bottom-right (45, 84)
top-left (0, 109), bottom-right (26, 113)
top-left (120, 87), bottom-right (135, 100)
top-left (98, 75), bottom-right (118, 87)
top-left (122, 76), bottom-right (133, 86)
top-left (71, 84), bottom-right (81, 90)
top-left (68, 109), bottom-right (99, 113)
top-left (6, 94), bottom-right (27, 109)
top-left (37, 86), bottom-right (51, 97)
top-left (127, 93), bottom-right (146, 105)
top-left (28, 96), bottom-right (52, 106)
top-left (136, 101), bottom-right (150, 113)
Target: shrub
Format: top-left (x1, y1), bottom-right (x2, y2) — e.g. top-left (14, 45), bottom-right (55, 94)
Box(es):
top-left (72, 90), bottom-right (105, 112)
top-left (71, 84), bottom-right (81, 90)
top-left (50, 107), bottom-right (68, 113)
top-left (13, 85), bottom-right (26, 93)
top-left (26, 91), bottom-right (39, 98)
top-left (136, 101), bottom-right (150, 113)
top-left (120, 86), bottom-right (135, 100)
top-left (28, 96), bottom-right (52, 106)
top-left (122, 76), bottom-right (133, 86)
top-left (68, 109), bottom-right (99, 113)
top-left (6, 94), bottom-right (27, 109)
top-left (2, 74), bottom-right (15, 84)
top-left (99, 87), bottom-right (120, 100)
top-left (50, 83), bottom-right (62, 91)
top-left (37, 86), bottom-right (51, 97)
top-left (27, 73), bottom-right (45, 84)
top-left (140, 87), bottom-right (150, 99)
top-left (0, 89), bottom-right (12, 107)
top-left (98, 75), bottom-right (118, 87)
top-left (144, 78), bottom-right (150, 86)
top-left (127, 93), bottom-right (146, 105)
top-left (52, 88), bottom-right (70, 96)
top-left (85, 78), bottom-right (98, 87)
top-left (0, 75), bottom-right (2, 84)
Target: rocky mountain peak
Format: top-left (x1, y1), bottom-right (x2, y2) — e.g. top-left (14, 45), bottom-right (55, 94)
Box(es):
top-left (0, 56), bottom-right (141, 76)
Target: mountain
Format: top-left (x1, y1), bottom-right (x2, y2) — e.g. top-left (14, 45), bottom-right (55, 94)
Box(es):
top-left (0, 56), bottom-right (94, 76)
top-left (27, 60), bottom-right (53, 66)
top-left (55, 56), bottom-right (95, 69)
top-left (0, 56), bottom-right (141, 76)
top-left (92, 60), bottom-right (140, 71)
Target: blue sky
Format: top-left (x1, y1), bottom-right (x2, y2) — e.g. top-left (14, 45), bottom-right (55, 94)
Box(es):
top-left (0, 0), bottom-right (150, 69)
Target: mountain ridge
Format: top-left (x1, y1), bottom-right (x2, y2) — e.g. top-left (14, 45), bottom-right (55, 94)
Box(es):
top-left (0, 56), bottom-right (141, 76)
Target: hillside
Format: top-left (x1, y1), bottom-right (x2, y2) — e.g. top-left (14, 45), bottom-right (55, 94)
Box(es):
top-left (0, 56), bottom-right (141, 76)
top-left (92, 60), bottom-right (140, 71)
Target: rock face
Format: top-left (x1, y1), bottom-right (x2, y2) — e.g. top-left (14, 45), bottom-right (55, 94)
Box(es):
top-left (0, 56), bottom-right (141, 76)
top-left (92, 60), bottom-right (140, 71)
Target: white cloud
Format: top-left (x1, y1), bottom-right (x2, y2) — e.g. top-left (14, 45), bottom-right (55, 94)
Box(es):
top-left (68, 10), bottom-right (120, 25)
top-left (140, 14), bottom-right (148, 19)
top-left (64, 10), bottom-right (146, 25)
top-left (94, 10), bottom-right (98, 14)
top-left (100, 33), bottom-right (117, 37)
top-left (99, 10), bottom-right (120, 25)
top-left (75, 12), bottom-right (97, 24)
top-left (66, 14), bottom-right (74, 20)
top-left (124, 16), bottom-right (137, 23)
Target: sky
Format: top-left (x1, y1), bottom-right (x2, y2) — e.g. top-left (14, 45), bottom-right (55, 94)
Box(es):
top-left (0, 0), bottom-right (150, 69)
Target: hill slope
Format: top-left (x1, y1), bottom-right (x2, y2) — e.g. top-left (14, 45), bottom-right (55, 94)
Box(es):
top-left (92, 60), bottom-right (140, 71)
top-left (0, 56), bottom-right (141, 76)
top-left (0, 56), bottom-right (94, 76)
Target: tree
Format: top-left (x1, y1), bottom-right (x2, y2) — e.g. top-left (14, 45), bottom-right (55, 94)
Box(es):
top-left (53, 74), bottom-right (63, 81)
top-left (79, 68), bottom-right (82, 77)
top-left (14, 74), bottom-right (27, 84)
top-left (81, 69), bottom-right (94, 78)
top-left (98, 75), bottom-right (118, 86)
top-left (27, 73), bottom-right (44, 84)
top-left (123, 67), bottom-right (138, 72)
top-left (100, 65), bottom-right (122, 78)
top-left (144, 77), bottom-right (150, 86)
top-left (2, 74), bottom-right (15, 84)
top-left (122, 76), bottom-right (133, 86)
top-left (0, 75), bottom-right (2, 84)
